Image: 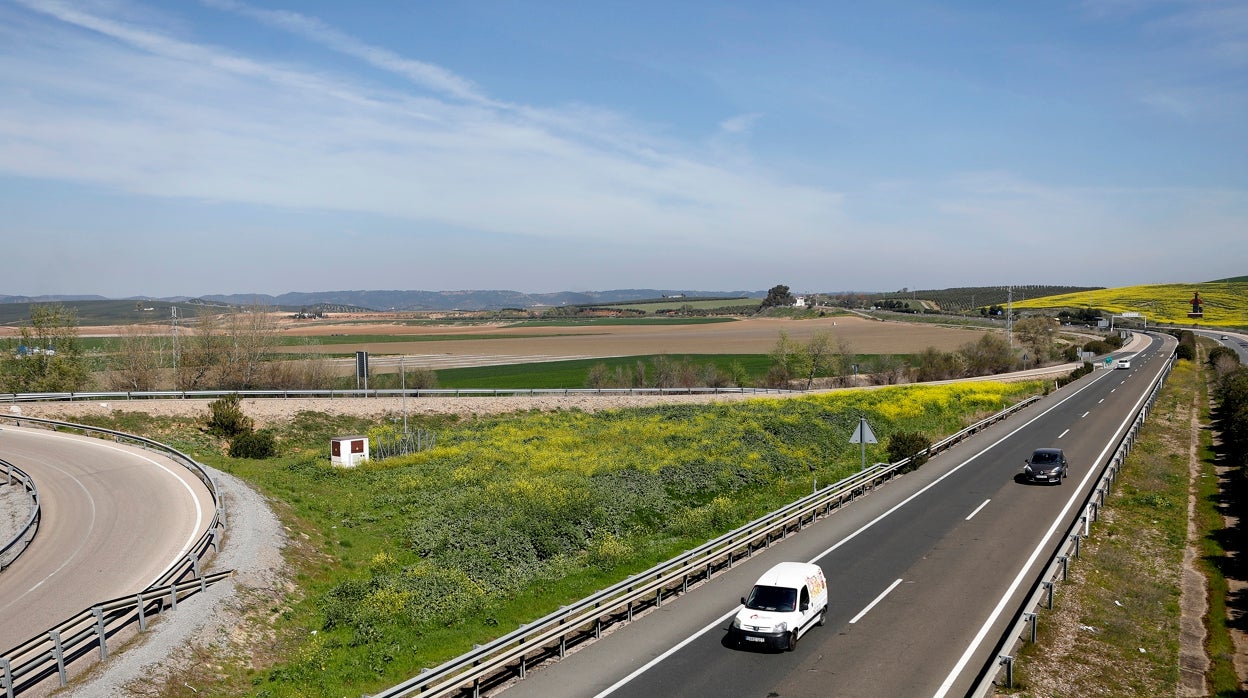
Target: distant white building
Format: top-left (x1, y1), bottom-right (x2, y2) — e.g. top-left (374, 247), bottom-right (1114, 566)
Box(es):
top-left (794, 296), bottom-right (807, 308)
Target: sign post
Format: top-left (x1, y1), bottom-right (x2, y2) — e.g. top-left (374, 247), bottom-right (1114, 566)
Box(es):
top-left (849, 417), bottom-right (878, 471)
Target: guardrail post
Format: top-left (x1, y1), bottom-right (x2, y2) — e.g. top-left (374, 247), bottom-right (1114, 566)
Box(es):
top-left (1024, 612), bottom-right (1038, 643)
top-left (50, 630), bottom-right (67, 686)
top-left (93, 605), bottom-right (108, 660)
top-left (169, 582), bottom-right (178, 611)
top-left (1059, 556), bottom-right (1069, 582)
top-left (2, 657), bottom-right (13, 698)
top-left (1000, 655), bottom-right (1014, 689)
top-left (136, 592), bottom-right (148, 631)
top-left (1042, 581), bottom-right (1055, 610)
top-left (187, 553), bottom-right (206, 592)
top-left (1070, 533), bottom-right (1081, 558)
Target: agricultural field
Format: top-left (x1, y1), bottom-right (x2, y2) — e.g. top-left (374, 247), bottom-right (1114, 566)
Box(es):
top-left (1014, 281), bottom-right (1248, 327)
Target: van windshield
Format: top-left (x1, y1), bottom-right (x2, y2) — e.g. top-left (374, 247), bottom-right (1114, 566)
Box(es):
top-left (745, 585), bottom-right (797, 612)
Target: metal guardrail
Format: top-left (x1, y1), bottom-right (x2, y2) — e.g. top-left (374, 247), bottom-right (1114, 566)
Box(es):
top-left (0, 571), bottom-right (233, 698)
top-left (369, 394), bottom-right (1043, 698)
top-left (0, 459), bottom-right (39, 572)
top-left (0, 416), bottom-right (232, 697)
top-left (967, 351), bottom-right (1175, 696)
top-left (0, 387), bottom-right (792, 403)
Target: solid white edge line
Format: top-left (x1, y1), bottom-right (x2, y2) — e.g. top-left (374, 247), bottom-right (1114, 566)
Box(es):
top-left (593, 363), bottom-right (1125, 697)
top-left (966, 499), bottom-right (991, 521)
top-left (931, 346), bottom-right (1168, 697)
top-left (849, 578), bottom-right (903, 624)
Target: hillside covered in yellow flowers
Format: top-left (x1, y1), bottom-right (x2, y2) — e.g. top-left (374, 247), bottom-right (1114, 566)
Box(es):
top-left (1014, 281), bottom-right (1248, 327)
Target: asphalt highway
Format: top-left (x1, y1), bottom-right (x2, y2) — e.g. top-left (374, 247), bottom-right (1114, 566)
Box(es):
top-left (0, 425), bottom-right (216, 652)
top-left (501, 333), bottom-right (1173, 698)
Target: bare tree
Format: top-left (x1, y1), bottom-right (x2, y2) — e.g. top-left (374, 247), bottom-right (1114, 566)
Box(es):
top-left (219, 306), bottom-right (279, 389)
top-left (176, 309), bottom-right (225, 390)
top-left (107, 324), bottom-right (165, 391)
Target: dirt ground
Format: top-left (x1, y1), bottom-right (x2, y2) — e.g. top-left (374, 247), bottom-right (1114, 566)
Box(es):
top-left (4, 313), bottom-right (994, 357)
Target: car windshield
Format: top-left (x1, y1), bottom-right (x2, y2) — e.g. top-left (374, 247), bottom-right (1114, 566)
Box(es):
top-left (1032, 451), bottom-right (1061, 464)
top-left (745, 585), bottom-right (797, 612)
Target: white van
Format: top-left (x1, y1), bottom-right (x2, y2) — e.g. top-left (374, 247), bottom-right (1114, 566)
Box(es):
top-left (729, 561), bottom-right (828, 651)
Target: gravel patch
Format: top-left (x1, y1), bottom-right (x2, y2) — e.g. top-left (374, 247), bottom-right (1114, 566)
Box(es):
top-left (0, 480), bottom-right (35, 570)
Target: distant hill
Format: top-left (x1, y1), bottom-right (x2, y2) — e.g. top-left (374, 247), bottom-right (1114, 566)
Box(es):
top-left (197, 289), bottom-right (765, 311)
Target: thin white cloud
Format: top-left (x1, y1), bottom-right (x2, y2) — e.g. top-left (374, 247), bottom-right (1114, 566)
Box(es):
top-left (199, 0), bottom-right (492, 105)
top-left (0, 0), bottom-right (844, 250)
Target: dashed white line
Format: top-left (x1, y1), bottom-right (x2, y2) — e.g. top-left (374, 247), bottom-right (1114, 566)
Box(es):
top-left (966, 499), bottom-right (991, 521)
top-left (1081, 411), bottom-right (1090, 418)
top-left (850, 579), bottom-right (903, 624)
top-left (1058, 429), bottom-right (1070, 439)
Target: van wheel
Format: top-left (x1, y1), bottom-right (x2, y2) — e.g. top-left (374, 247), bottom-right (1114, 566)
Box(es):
top-left (817, 606), bottom-right (827, 627)
top-left (786, 630), bottom-right (797, 652)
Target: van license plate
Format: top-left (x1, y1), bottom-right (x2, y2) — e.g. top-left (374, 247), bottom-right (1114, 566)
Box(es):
top-left (746, 636), bottom-right (764, 643)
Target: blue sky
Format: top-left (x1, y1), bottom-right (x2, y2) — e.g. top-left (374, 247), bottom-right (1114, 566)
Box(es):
top-left (1, 0), bottom-right (1245, 298)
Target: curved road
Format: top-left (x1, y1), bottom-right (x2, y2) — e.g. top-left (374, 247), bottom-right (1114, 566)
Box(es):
top-left (500, 334), bottom-right (1171, 697)
top-left (0, 425), bottom-right (215, 652)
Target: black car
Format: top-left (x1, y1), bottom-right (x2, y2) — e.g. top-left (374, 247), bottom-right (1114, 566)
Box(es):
top-left (1023, 448), bottom-right (1068, 484)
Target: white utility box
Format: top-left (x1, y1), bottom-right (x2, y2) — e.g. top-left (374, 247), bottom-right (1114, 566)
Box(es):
top-left (331, 436), bottom-right (370, 467)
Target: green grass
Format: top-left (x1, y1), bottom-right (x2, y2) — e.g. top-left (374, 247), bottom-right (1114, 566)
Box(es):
top-left (430, 354), bottom-right (773, 389)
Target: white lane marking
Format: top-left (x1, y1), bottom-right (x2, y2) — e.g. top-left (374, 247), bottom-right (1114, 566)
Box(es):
top-left (1081, 411), bottom-right (1090, 418)
top-left (849, 579), bottom-right (903, 624)
top-left (966, 499), bottom-right (991, 521)
top-left (594, 608), bottom-right (740, 697)
top-left (1098, 399), bottom-right (1104, 404)
top-left (1058, 429), bottom-right (1070, 439)
top-left (591, 363), bottom-right (1126, 697)
top-left (933, 342), bottom-right (1169, 697)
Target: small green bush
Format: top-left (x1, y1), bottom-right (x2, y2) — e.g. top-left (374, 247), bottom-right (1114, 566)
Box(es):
top-left (887, 430), bottom-right (932, 472)
top-left (1175, 343), bottom-right (1195, 361)
top-left (229, 429), bottom-right (277, 459)
top-left (207, 394), bottom-right (254, 437)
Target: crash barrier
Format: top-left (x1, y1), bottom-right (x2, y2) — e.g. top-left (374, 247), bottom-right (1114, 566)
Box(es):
top-left (967, 353), bottom-right (1175, 697)
top-left (0, 386), bottom-right (791, 404)
top-left (0, 416), bottom-right (230, 696)
top-left (0, 459), bottom-right (39, 572)
top-left (368, 395), bottom-right (1042, 698)
top-left (0, 571), bottom-right (233, 697)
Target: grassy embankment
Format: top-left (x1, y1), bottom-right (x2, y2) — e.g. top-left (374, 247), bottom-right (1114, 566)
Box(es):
top-left (76, 380), bottom-right (1043, 697)
top-left (1007, 343), bottom-right (1241, 696)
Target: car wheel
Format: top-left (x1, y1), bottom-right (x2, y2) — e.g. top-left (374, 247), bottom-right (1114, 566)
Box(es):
top-left (817, 606), bottom-right (827, 627)
top-left (786, 630), bottom-right (798, 652)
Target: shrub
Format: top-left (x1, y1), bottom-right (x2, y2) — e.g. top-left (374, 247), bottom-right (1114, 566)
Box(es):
top-left (206, 394), bottom-right (253, 437)
top-left (229, 429), bottom-right (277, 459)
top-left (887, 431), bottom-right (932, 472)
top-left (1175, 343), bottom-right (1195, 361)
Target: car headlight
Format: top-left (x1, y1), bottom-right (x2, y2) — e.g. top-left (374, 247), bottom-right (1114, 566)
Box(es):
top-left (775, 622), bottom-right (788, 633)
top-left (1024, 465), bottom-right (1032, 473)
top-left (732, 617), bottom-right (742, 629)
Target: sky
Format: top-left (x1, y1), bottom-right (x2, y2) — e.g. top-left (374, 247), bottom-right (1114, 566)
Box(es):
top-left (1, 0), bottom-right (1246, 298)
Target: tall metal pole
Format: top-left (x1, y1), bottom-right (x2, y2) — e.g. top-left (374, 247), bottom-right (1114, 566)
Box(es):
top-left (401, 356), bottom-right (408, 435)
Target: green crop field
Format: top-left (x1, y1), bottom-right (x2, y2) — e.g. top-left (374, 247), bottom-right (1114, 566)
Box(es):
top-left (1014, 282), bottom-right (1248, 326)
top-left (600, 298), bottom-right (763, 312)
top-left (507, 317), bottom-right (737, 327)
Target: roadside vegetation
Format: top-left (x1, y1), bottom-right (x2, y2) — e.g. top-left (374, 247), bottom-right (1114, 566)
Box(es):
top-left (1007, 335), bottom-right (1246, 696)
top-left (62, 380), bottom-right (1043, 697)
